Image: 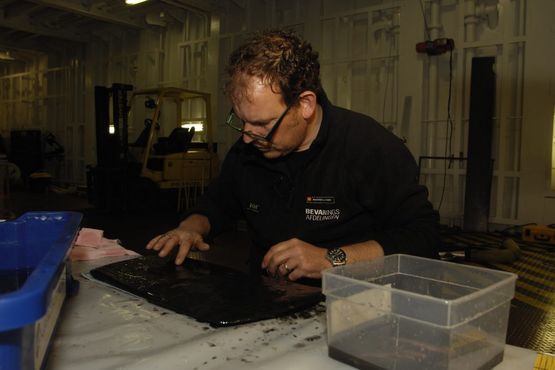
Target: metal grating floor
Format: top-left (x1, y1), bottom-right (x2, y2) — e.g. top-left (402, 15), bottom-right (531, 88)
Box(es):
top-left (441, 231), bottom-right (555, 354)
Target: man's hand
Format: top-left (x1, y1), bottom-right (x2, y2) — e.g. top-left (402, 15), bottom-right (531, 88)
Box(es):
top-left (146, 229), bottom-right (210, 265)
top-left (146, 214), bottom-right (211, 265)
top-left (261, 238), bottom-right (331, 281)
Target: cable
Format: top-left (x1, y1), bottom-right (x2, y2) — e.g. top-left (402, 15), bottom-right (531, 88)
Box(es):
top-left (418, 0), bottom-right (432, 41)
top-left (437, 48), bottom-right (454, 213)
top-left (417, 1), bottom-right (455, 214)
top-left (381, 30), bottom-right (395, 126)
top-left (447, 48), bottom-right (454, 162)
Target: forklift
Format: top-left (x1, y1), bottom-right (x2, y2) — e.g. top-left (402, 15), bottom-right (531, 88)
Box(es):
top-left (88, 84), bottom-right (219, 211)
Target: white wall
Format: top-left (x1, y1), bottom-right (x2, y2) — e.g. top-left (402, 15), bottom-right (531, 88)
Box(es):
top-left (518, 0), bottom-right (555, 225)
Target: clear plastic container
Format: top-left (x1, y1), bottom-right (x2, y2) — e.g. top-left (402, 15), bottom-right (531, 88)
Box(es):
top-left (323, 254), bottom-right (517, 370)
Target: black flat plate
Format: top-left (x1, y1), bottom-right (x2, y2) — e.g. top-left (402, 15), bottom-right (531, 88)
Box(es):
top-left (89, 256), bottom-right (323, 327)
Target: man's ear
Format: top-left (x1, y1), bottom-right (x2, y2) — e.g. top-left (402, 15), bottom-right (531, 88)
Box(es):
top-left (298, 91), bottom-right (317, 119)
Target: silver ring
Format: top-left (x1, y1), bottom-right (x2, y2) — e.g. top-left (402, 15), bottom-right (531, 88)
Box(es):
top-left (284, 264), bottom-right (290, 272)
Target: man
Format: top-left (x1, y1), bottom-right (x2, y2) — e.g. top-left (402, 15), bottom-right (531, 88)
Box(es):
top-left (147, 29), bottom-right (439, 281)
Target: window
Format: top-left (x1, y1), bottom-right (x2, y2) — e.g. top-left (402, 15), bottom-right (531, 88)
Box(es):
top-left (181, 120), bottom-right (204, 142)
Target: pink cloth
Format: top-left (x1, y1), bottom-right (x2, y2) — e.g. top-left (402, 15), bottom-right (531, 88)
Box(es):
top-left (70, 227), bottom-right (140, 261)
top-left (75, 227), bottom-right (104, 247)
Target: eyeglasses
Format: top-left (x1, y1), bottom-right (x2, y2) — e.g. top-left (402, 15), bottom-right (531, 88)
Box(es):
top-left (225, 104), bottom-right (292, 145)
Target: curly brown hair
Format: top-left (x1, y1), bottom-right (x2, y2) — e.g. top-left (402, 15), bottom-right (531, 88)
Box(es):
top-left (225, 29), bottom-right (323, 106)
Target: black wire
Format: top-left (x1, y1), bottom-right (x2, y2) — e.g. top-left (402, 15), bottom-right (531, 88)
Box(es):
top-left (419, 0), bottom-right (432, 41)
top-left (437, 48), bottom-right (454, 213)
top-left (447, 48), bottom-right (454, 163)
top-left (382, 35), bottom-right (395, 126)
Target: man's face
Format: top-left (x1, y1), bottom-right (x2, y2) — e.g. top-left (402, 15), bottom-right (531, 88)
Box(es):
top-left (231, 76), bottom-right (308, 159)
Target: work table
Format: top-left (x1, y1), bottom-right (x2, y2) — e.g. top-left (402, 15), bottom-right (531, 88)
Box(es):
top-left (46, 258), bottom-right (544, 370)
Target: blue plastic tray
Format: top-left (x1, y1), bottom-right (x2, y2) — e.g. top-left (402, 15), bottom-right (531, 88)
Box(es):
top-left (0, 211), bottom-right (82, 368)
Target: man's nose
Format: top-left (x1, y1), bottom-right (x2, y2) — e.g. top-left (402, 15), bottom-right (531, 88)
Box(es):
top-left (242, 132), bottom-right (254, 144)
top-left (241, 122), bottom-right (256, 144)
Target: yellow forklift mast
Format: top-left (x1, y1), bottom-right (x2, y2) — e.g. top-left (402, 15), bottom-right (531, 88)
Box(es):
top-left (128, 87), bottom-right (219, 193)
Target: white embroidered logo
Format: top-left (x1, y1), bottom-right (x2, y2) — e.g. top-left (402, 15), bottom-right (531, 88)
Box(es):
top-left (305, 208), bottom-right (340, 221)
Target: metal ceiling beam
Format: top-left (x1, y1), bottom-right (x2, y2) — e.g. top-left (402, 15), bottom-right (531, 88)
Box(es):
top-left (0, 17), bottom-right (89, 42)
top-left (0, 32), bottom-right (77, 52)
top-left (27, 0), bottom-right (146, 28)
top-left (160, 0), bottom-right (219, 13)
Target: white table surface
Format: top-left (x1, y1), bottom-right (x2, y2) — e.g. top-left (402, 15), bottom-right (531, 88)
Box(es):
top-left (46, 257), bottom-right (542, 370)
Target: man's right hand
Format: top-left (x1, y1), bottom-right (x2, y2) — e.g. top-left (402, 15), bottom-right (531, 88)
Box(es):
top-left (145, 214), bottom-right (211, 265)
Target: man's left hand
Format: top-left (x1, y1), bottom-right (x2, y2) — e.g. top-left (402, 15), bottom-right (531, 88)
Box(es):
top-left (261, 238), bottom-right (331, 280)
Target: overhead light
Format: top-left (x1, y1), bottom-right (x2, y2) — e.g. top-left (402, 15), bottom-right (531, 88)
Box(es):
top-left (125, 0), bottom-right (148, 5)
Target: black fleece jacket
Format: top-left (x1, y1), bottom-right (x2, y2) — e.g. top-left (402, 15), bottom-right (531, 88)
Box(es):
top-left (187, 96), bottom-right (439, 267)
